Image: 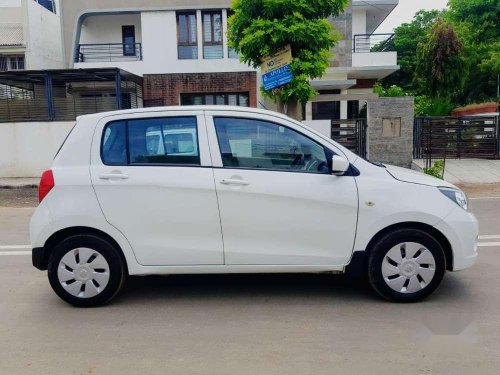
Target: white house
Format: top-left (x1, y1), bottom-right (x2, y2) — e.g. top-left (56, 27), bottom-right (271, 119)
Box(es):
top-left (61, 0), bottom-right (399, 116)
top-left (0, 0), bottom-right (63, 71)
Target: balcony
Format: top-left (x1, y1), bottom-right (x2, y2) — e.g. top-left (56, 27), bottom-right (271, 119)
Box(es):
top-left (350, 34), bottom-right (398, 79)
top-left (353, 33), bottom-right (395, 53)
top-left (75, 43), bottom-right (143, 63)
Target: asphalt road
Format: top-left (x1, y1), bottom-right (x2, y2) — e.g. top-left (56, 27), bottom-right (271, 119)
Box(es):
top-left (0, 199), bottom-right (499, 374)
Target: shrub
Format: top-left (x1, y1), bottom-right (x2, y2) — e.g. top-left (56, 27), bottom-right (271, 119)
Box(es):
top-left (423, 160), bottom-right (445, 179)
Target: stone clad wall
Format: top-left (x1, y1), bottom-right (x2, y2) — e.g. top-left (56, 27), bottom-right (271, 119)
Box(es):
top-left (367, 97), bottom-right (414, 167)
top-left (329, 1), bottom-right (352, 68)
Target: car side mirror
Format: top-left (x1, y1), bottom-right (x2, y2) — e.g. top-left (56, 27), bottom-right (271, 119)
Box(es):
top-left (331, 155), bottom-right (350, 176)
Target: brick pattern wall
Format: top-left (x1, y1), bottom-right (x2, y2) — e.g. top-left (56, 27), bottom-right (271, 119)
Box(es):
top-left (143, 72), bottom-right (258, 107)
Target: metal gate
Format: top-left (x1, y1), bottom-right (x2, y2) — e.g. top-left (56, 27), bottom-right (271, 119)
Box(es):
top-left (331, 119), bottom-right (367, 158)
top-left (414, 116), bottom-right (500, 160)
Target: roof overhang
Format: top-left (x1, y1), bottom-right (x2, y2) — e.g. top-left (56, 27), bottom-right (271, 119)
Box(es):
top-left (347, 65), bottom-right (400, 80)
top-left (352, 0), bottom-right (399, 34)
top-left (310, 79), bottom-right (357, 90)
top-left (321, 65), bottom-right (400, 80)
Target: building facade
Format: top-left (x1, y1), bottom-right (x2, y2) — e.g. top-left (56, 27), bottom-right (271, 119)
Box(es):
top-left (60, 0), bottom-right (399, 118)
top-left (0, 0), bottom-right (63, 71)
top-left (60, 1), bottom-right (258, 109)
top-left (307, 0), bottom-right (399, 121)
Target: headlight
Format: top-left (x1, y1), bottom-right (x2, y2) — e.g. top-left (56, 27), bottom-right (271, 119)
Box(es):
top-left (439, 188), bottom-right (468, 211)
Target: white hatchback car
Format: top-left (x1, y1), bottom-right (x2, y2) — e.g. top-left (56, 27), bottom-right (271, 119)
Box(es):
top-left (30, 106), bottom-right (478, 307)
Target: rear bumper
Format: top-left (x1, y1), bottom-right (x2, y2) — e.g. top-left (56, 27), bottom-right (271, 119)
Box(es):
top-left (32, 247), bottom-right (47, 270)
top-left (434, 208), bottom-right (479, 271)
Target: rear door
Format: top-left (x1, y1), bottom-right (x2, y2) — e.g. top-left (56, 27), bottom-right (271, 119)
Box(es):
top-left (90, 111), bottom-right (224, 266)
top-left (205, 111), bottom-right (359, 266)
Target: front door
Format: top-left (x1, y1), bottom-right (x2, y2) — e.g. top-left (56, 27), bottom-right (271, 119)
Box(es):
top-left (90, 112), bottom-right (224, 266)
top-left (206, 113), bottom-right (359, 266)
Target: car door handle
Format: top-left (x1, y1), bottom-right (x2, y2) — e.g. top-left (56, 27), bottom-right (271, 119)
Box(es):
top-left (220, 178), bottom-right (249, 186)
top-left (99, 173), bottom-right (129, 180)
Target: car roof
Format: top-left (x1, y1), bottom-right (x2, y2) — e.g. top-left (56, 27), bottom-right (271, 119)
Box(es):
top-left (77, 105), bottom-right (293, 122)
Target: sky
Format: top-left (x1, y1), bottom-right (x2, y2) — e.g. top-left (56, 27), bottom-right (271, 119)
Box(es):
top-left (376, 0), bottom-right (449, 33)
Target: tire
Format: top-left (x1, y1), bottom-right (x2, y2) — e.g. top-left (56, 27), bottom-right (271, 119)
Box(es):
top-left (367, 228), bottom-right (446, 303)
top-left (47, 234), bottom-right (126, 307)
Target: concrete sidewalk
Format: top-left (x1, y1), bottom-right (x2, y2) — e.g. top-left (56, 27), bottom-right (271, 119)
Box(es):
top-left (413, 159), bottom-right (500, 184)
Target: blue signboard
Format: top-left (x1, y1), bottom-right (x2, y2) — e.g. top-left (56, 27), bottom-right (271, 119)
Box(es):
top-left (262, 64), bottom-right (293, 91)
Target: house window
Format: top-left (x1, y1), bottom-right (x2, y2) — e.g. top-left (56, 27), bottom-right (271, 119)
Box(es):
top-left (180, 93), bottom-right (249, 107)
top-left (0, 55), bottom-right (25, 71)
top-left (122, 26), bottom-right (136, 57)
top-left (202, 11), bottom-right (223, 59)
top-left (177, 12), bottom-right (198, 59)
top-left (33, 0), bottom-right (56, 13)
top-left (312, 101), bottom-right (340, 120)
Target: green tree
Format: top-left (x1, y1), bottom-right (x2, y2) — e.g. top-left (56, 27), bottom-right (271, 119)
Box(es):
top-left (382, 10), bottom-right (443, 91)
top-left (446, 0), bottom-right (500, 102)
top-left (228, 0), bottom-right (348, 117)
top-left (416, 19), bottom-right (466, 99)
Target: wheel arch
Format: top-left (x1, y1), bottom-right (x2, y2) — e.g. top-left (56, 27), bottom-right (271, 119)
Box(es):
top-left (40, 226), bottom-right (129, 274)
top-left (366, 222), bottom-right (453, 271)
top-left (347, 222), bottom-right (453, 276)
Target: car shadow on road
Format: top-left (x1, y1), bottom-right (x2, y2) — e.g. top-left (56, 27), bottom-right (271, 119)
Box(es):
top-left (112, 271), bottom-right (473, 306)
top-left (116, 273), bottom-right (384, 305)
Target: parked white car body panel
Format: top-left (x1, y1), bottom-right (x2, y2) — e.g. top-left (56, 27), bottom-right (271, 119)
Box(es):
top-left (29, 106), bottom-right (478, 306)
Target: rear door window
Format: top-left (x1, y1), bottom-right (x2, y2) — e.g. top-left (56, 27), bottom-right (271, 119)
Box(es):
top-left (101, 117), bottom-right (200, 166)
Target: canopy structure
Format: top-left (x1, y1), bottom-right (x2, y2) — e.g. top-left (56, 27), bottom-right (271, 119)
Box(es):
top-left (0, 68), bottom-right (143, 122)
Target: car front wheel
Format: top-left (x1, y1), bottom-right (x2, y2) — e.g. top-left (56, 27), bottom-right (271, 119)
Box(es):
top-left (47, 234), bottom-right (126, 307)
top-left (367, 228), bottom-right (446, 302)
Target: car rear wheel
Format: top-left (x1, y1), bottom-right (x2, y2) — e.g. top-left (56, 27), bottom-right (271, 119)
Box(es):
top-left (367, 228), bottom-right (446, 302)
top-left (48, 235), bottom-right (126, 307)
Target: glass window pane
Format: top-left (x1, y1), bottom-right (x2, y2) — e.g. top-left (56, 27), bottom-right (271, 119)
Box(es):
top-left (214, 117), bottom-right (328, 173)
top-left (188, 14), bottom-right (197, 43)
top-left (228, 94), bottom-right (237, 106)
top-left (239, 94), bottom-right (249, 107)
top-left (213, 14), bottom-right (222, 42)
top-left (203, 45), bottom-right (223, 59)
top-left (178, 45), bottom-right (198, 59)
top-left (312, 101), bottom-right (340, 120)
top-left (102, 121), bottom-right (127, 165)
top-left (228, 47), bottom-right (239, 59)
top-left (203, 14), bottom-right (212, 42)
top-left (128, 117), bottom-right (200, 165)
top-left (205, 95), bottom-right (214, 105)
top-left (215, 95), bottom-right (225, 105)
top-left (178, 15), bottom-right (187, 43)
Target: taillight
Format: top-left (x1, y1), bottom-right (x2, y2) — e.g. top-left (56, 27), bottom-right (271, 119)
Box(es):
top-left (39, 169), bottom-right (55, 203)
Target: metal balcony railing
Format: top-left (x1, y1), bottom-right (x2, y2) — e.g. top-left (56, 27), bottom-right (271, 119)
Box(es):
top-left (75, 43), bottom-right (143, 63)
top-left (353, 33), bottom-right (395, 53)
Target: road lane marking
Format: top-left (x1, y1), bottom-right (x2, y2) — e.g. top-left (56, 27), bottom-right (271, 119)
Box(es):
top-left (0, 245), bottom-right (31, 250)
top-left (0, 251), bottom-right (31, 256)
top-left (478, 235), bottom-right (500, 240)
top-left (477, 242), bottom-right (500, 247)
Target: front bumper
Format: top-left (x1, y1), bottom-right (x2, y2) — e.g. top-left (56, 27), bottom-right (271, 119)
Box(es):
top-left (434, 207), bottom-right (479, 271)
